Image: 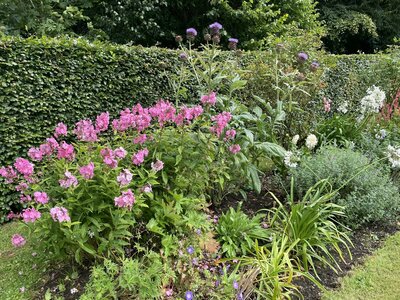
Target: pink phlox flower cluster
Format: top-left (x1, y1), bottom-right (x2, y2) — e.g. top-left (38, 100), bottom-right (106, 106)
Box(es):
top-left (59, 171), bottom-right (78, 188)
top-left (149, 100), bottom-right (176, 127)
top-left (57, 141), bottom-right (75, 161)
top-left (100, 148), bottom-right (118, 168)
top-left (50, 207), bottom-right (71, 222)
top-left (132, 148), bottom-right (149, 166)
top-left (46, 137), bottom-right (59, 151)
top-left (55, 122), bottom-right (68, 138)
top-left (0, 166), bottom-right (17, 183)
top-left (114, 189), bottom-right (135, 210)
top-left (229, 144), bottom-right (241, 154)
top-left (117, 169), bottom-right (133, 186)
top-left (224, 129), bottom-right (236, 141)
top-left (74, 119), bottom-right (98, 142)
top-left (95, 112), bottom-right (110, 132)
top-left (7, 211), bottom-right (20, 220)
top-left (11, 234), bottom-right (26, 247)
top-left (175, 105), bottom-right (203, 126)
top-left (79, 162), bottom-right (95, 179)
top-left (34, 191), bottom-right (49, 204)
top-left (133, 134), bottom-right (147, 145)
top-left (151, 160), bottom-right (164, 172)
top-left (15, 182), bottom-right (29, 192)
top-left (28, 147), bottom-right (43, 161)
top-left (20, 194), bottom-right (32, 203)
top-left (22, 207), bottom-right (41, 222)
top-left (201, 92), bottom-right (217, 106)
top-left (141, 184), bottom-right (152, 193)
top-left (210, 112), bottom-right (232, 137)
top-left (323, 97), bottom-right (332, 113)
top-left (132, 104), bottom-right (152, 131)
top-left (114, 147), bottom-right (127, 159)
top-left (14, 158), bottom-right (34, 177)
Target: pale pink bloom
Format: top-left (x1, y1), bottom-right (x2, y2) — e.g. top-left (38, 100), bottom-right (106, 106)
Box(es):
top-left (131, 104), bottom-right (152, 131)
top-left (20, 194), bottom-right (32, 203)
top-left (34, 191), bottom-right (49, 204)
top-left (100, 148), bottom-right (118, 168)
top-left (175, 105), bottom-right (204, 125)
top-left (39, 143), bottom-right (52, 156)
top-left (59, 171), bottom-right (78, 188)
top-left (14, 158), bottom-right (34, 176)
top-left (117, 169), bottom-right (133, 186)
top-left (0, 166), bottom-right (17, 183)
top-left (15, 182), bottom-right (28, 192)
top-left (7, 211), bottom-right (19, 219)
top-left (46, 137), bottom-right (59, 151)
top-left (114, 147), bottom-right (127, 159)
top-left (74, 120), bottom-right (98, 142)
top-left (50, 207), bottom-right (71, 222)
top-left (151, 160), bottom-right (164, 172)
top-left (132, 148), bottom-right (149, 166)
top-left (141, 184), bottom-right (152, 193)
top-left (149, 100), bottom-right (176, 127)
top-left (79, 162), bottom-right (95, 179)
top-left (133, 134), bottom-right (147, 145)
top-left (210, 112), bottom-right (232, 137)
top-left (201, 92), bottom-right (217, 106)
top-left (11, 234), bottom-right (26, 247)
top-left (165, 289), bottom-right (173, 297)
top-left (55, 122), bottom-right (68, 138)
top-left (28, 147), bottom-right (43, 161)
top-left (114, 189), bottom-right (135, 210)
top-left (224, 129), bottom-right (236, 141)
top-left (229, 144), bottom-right (241, 154)
top-left (95, 112), bottom-right (110, 132)
top-left (22, 207), bottom-right (41, 222)
top-left (323, 97), bottom-right (331, 113)
top-left (57, 141), bottom-right (75, 161)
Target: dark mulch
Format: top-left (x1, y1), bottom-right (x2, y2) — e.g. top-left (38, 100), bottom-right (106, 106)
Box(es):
top-left (294, 224), bottom-right (399, 300)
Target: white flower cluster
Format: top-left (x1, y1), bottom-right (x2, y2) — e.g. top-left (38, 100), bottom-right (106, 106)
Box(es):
top-left (359, 85), bottom-right (386, 119)
top-left (305, 134), bottom-right (318, 150)
top-left (337, 101), bottom-right (349, 114)
top-left (291, 134), bottom-right (300, 145)
top-left (284, 151), bottom-right (298, 168)
top-left (387, 145), bottom-right (400, 168)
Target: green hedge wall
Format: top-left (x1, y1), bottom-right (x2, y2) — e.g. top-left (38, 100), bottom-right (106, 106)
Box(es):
top-left (0, 36), bottom-right (399, 220)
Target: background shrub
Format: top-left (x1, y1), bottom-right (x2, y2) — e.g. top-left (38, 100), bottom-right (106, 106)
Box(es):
top-left (293, 146), bottom-right (400, 227)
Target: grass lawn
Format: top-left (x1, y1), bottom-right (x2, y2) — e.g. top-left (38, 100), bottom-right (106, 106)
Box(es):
top-left (323, 231), bottom-right (400, 300)
top-left (0, 222), bottom-right (50, 300)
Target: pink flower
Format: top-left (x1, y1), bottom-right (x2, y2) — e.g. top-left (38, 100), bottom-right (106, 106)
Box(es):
top-left (57, 142), bottom-right (75, 161)
top-left (175, 105), bottom-right (204, 125)
top-left (22, 207), bottom-right (41, 222)
top-left (141, 184), bottom-right (152, 193)
top-left (7, 211), bottom-right (19, 220)
top-left (201, 92), bottom-right (217, 106)
top-left (224, 129), bottom-right (236, 141)
top-left (11, 234), bottom-right (26, 247)
top-left (95, 112), bottom-right (110, 132)
top-left (114, 147), bottom-right (127, 159)
top-left (117, 169), bottom-right (133, 186)
top-left (210, 112), bottom-right (232, 137)
top-left (55, 122), bottom-right (68, 138)
top-left (15, 182), bottom-right (29, 192)
top-left (151, 160), bottom-right (164, 172)
top-left (34, 191), bottom-right (49, 204)
top-left (229, 144), bottom-right (241, 154)
top-left (133, 134), bottom-right (147, 145)
top-left (14, 158), bottom-right (34, 177)
top-left (59, 171), bottom-right (78, 188)
top-left (114, 189), bottom-right (135, 210)
top-left (79, 162), bottom-right (95, 179)
top-left (28, 148), bottom-right (43, 161)
top-left (323, 97), bottom-right (331, 113)
top-left (50, 207), bottom-right (71, 222)
top-left (74, 120), bottom-right (98, 142)
top-left (0, 166), bottom-right (17, 183)
top-left (149, 100), bottom-right (176, 127)
top-left (100, 148), bottom-right (118, 168)
top-left (132, 148), bottom-right (149, 166)
top-left (46, 137), bottom-right (59, 151)
top-left (20, 194), bottom-right (32, 203)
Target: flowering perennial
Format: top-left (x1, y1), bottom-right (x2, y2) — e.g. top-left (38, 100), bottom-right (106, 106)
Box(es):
top-left (50, 207), bottom-right (71, 222)
top-left (114, 189), bottom-right (135, 210)
top-left (22, 208), bottom-right (41, 222)
top-left (305, 134), bottom-right (318, 150)
top-left (79, 162), bottom-right (95, 180)
top-left (387, 145), bottom-right (400, 168)
top-left (34, 191), bottom-right (49, 204)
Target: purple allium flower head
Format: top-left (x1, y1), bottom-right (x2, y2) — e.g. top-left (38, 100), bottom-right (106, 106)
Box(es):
top-left (228, 38), bottom-right (239, 50)
top-left (185, 291), bottom-right (194, 300)
top-left (186, 28), bottom-right (197, 40)
top-left (179, 52), bottom-right (188, 61)
top-left (297, 52), bottom-right (308, 62)
top-left (310, 61), bottom-right (320, 71)
top-left (187, 245), bottom-right (194, 255)
top-left (228, 38), bottom-right (239, 44)
top-left (233, 280), bottom-right (239, 290)
top-left (209, 22), bottom-right (223, 34)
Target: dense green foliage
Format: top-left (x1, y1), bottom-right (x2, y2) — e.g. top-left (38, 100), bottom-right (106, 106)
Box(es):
top-left (293, 146), bottom-right (400, 228)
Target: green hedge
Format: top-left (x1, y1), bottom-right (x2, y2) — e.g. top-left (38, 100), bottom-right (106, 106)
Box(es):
top-left (0, 36), bottom-right (399, 220)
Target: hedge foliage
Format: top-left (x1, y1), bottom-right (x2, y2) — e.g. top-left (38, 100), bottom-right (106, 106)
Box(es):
top-left (0, 36), bottom-right (399, 220)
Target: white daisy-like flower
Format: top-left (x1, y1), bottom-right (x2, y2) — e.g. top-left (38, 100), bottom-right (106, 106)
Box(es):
top-left (305, 134), bottom-right (318, 150)
top-left (387, 145), bottom-right (400, 168)
top-left (291, 134), bottom-right (300, 145)
top-left (284, 151), bottom-right (298, 168)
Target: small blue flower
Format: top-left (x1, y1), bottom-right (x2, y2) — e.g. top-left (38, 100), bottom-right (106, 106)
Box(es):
top-left (187, 246), bottom-right (194, 255)
top-left (233, 280), bottom-right (239, 290)
top-left (185, 291), bottom-right (194, 300)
